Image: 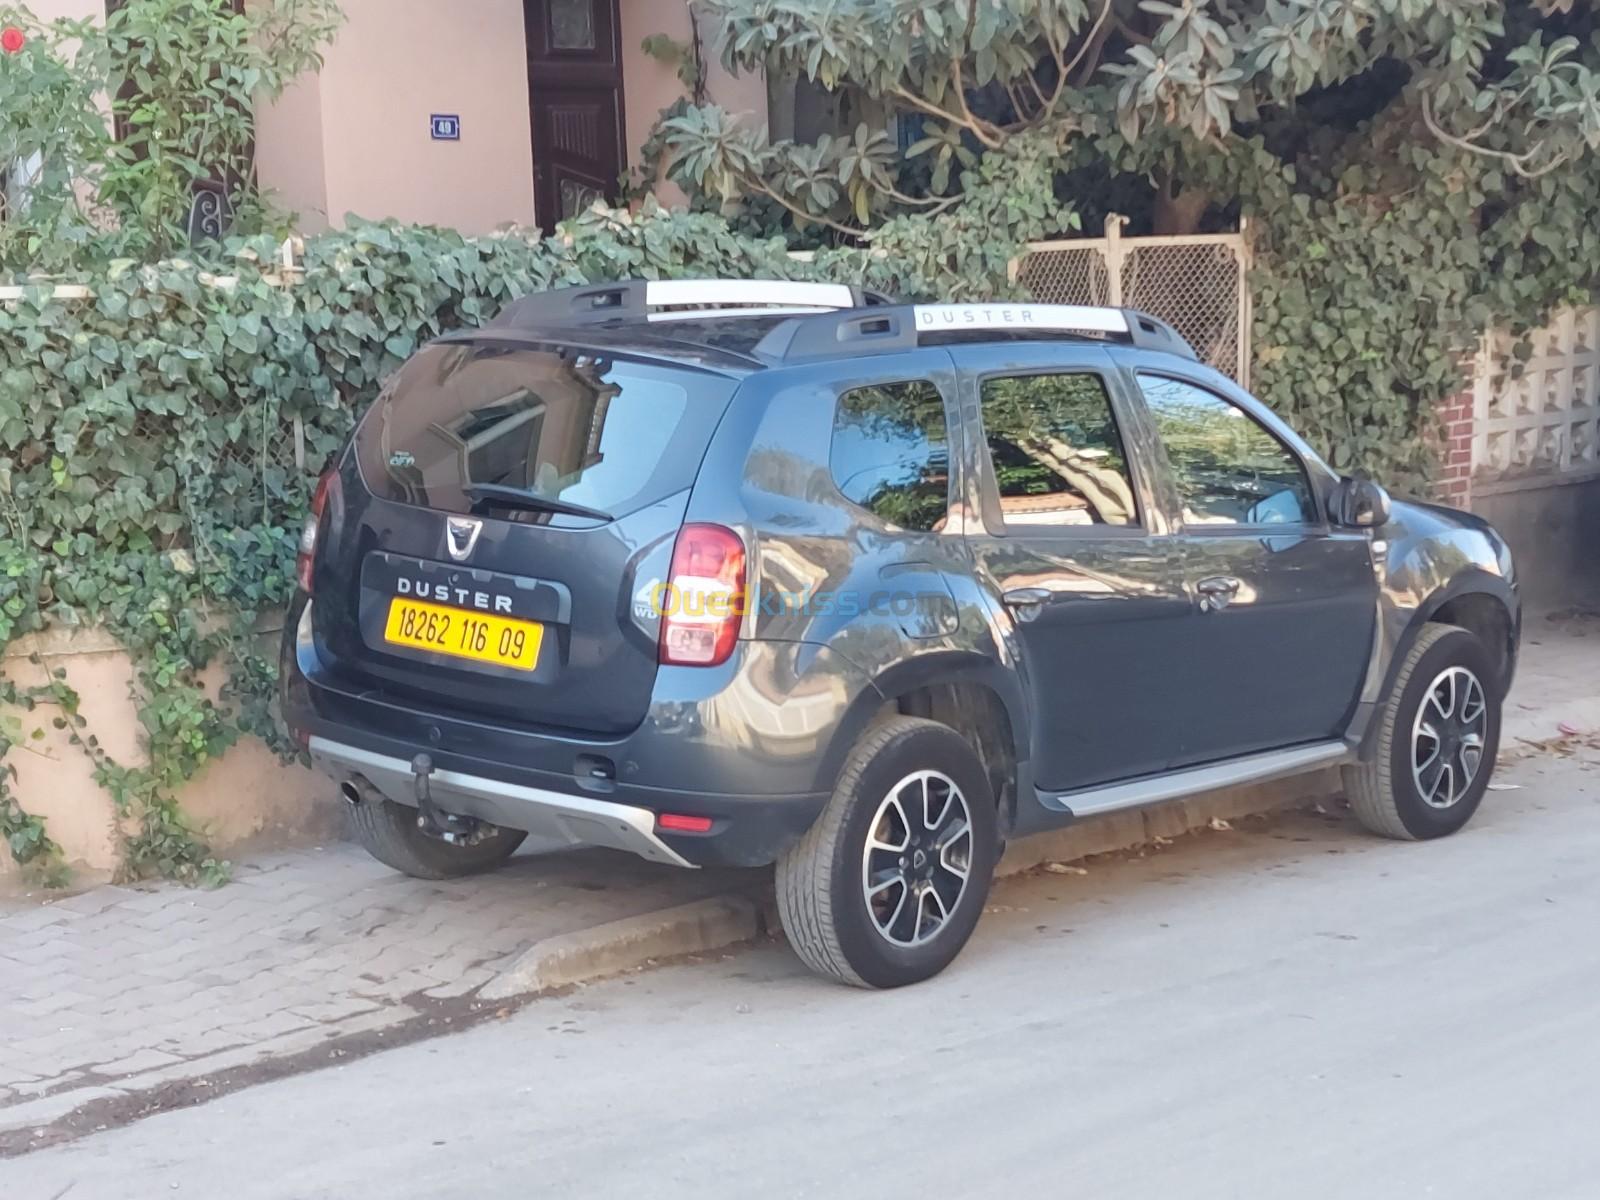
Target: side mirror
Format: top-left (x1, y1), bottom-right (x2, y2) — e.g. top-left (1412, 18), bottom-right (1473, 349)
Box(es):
top-left (1332, 476), bottom-right (1391, 528)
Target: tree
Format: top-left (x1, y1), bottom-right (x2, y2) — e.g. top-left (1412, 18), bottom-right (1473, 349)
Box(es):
top-left (662, 0), bottom-right (1600, 236)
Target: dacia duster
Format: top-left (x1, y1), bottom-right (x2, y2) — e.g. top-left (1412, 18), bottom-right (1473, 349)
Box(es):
top-left (283, 280), bottom-right (1519, 988)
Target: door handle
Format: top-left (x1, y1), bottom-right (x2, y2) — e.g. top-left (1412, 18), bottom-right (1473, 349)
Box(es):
top-left (1195, 575), bottom-right (1242, 613)
top-left (1002, 587), bottom-right (1052, 622)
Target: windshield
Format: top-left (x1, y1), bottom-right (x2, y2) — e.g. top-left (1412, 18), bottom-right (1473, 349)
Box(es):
top-left (354, 341), bottom-right (735, 519)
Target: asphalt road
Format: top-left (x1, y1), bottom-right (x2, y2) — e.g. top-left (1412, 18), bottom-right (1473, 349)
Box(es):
top-left (7, 740), bottom-right (1598, 1200)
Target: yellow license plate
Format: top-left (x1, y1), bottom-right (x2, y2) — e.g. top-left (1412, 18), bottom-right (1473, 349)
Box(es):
top-left (383, 597), bottom-right (543, 671)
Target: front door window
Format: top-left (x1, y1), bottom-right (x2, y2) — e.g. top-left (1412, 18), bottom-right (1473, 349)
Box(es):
top-left (1136, 375), bottom-right (1315, 526)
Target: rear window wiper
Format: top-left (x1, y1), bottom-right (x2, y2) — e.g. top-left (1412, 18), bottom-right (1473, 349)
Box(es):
top-left (461, 483), bottom-right (612, 523)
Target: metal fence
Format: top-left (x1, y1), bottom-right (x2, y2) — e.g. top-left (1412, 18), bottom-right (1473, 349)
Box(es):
top-left (1471, 306), bottom-right (1600, 491)
top-left (1015, 215), bottom-right (1252, 385)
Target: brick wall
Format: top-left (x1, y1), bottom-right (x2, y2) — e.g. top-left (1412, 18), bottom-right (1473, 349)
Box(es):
top-left (1434, 382), bottom-right (1475, 508)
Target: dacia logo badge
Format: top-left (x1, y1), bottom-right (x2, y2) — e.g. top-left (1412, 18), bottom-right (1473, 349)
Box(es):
top-left (445, 516), bottom-right (482, 561)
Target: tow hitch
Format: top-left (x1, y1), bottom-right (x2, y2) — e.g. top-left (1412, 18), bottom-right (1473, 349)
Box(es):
top-left (410, 753), bottom-right (493, 847)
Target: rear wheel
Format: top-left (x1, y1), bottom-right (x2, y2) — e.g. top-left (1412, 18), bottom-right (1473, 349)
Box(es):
top-left (777, 717), bottom-right (998, 988)
top-left (348, 794), bottom-right (526, 880)
top-left (1343, 623), bottom-right (1501, 841)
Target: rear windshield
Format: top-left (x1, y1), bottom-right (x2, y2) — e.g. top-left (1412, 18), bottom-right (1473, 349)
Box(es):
top-left (354, 341), bottom-right (735, 519)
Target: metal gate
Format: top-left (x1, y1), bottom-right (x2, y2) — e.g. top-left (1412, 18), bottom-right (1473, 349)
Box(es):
top-left (1014, 215), bottom-right (1252, 385)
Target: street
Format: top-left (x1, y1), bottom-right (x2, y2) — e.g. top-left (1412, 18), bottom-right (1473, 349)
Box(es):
top-left (6, 735), bottom-right (1597, 1199)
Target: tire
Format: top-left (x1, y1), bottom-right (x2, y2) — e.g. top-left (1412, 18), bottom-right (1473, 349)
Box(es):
top-left (776, 716), bottom-right (999, 988)
top-left (1343, 622), bottom-right (1501, 841)
top-left (348, 794), bottom-right (527, 880)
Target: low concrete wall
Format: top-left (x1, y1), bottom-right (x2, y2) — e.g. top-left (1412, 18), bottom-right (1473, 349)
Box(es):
top-left (0, 626), bottom-right (336, 888)
top-left (1473, 476), bottom-right (1600, 613)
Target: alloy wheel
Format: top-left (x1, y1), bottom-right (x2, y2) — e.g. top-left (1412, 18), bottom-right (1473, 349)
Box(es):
top-left (1410, 665), bottom-right (1488, 809)
top-left (860, 770), bottom-right (974, 947)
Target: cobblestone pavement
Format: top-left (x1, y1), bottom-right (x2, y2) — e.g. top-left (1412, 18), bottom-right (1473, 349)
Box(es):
top-left (1, 616), bottom-right (1596, 1128)
top-left (0, 840), bottom-right (749, 1118)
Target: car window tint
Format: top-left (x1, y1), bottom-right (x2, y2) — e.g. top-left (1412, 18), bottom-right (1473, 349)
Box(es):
top-left (355, 343), bottom-right (734, 519)
top-left (979, 373), bottom-right (1137, 527)
top-left (830, 381), bottom-right (951, 532)
top-left (1137, 375), bottom-right (1315, 527)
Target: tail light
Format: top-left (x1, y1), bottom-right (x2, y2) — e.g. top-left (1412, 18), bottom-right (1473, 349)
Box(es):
top-left (296, 468), bottom-right (338, 593)
top-left (659, 523), bottom-right (746, 667)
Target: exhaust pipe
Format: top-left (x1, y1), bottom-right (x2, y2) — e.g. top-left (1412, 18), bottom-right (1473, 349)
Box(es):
top-left (339, 778), bottom-right (370, 806)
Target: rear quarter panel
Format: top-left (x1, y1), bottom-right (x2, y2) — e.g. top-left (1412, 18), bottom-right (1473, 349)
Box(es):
top-left (683, 354), bottom-right (1032, 794)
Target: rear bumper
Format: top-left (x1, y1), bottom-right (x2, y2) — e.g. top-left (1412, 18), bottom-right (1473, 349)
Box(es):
top-left (311, 738), bottom-right (695, 868)
top-left (283, 598), bottom-right (852, 867)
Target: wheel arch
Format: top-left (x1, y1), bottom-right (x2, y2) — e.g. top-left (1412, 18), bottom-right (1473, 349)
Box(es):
top-left (1401, 570), bottom-right (1518, 698)
top-left (1356, 569), bottom-right (1518, 759)
top-left (813, 650), bottom-right (1032, 839)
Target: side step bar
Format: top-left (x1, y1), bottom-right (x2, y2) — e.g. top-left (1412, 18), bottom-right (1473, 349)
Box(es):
top-left (1040, 741), bottom-right (1351, 820)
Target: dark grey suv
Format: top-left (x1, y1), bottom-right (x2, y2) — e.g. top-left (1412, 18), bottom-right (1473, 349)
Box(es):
top-left (282, 280), bottom-right (1520, 988)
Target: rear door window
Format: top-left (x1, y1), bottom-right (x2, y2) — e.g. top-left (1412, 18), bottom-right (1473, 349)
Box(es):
top-left (979, 373), bottom-right (1139, 527)
top-left (355, 341), bottom-right (735, 518)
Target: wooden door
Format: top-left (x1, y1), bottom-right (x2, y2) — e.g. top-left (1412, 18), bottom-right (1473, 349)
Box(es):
top-left (524, 0), bottom-right (625, 234)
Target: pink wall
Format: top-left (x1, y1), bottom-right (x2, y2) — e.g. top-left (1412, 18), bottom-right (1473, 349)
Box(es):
top-left (618, 0), bottom-right (767, 205)
top-left (314, 0), bottom-right (537, 231)
top-left (259, 0), bottom-right (538, 234)
top-left (261, 0), bottom-right (771, 233)
top-left (255, 71), bottom-right (330, 233)
top-left (18, 0), bottom-right (103, 22)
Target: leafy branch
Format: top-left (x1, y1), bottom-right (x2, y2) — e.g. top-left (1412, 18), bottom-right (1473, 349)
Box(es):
top-left (664, 0), bottom-right (1600, 237)
top-left (1418, 33), bottom-right (1600, 180)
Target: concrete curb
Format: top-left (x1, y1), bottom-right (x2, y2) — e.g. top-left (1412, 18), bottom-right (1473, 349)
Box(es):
top-left (0, 763), bottom-right (1463, 1145)
top-left (1, 896), bottom-right (771, 1140)
top-left (477, 770), bottom-right (1345, 1003)
top-left (6, 659), bottom-right (1592, 1146)
top-left (996, 768), bottom-right (1343, 878)
top-left (478, 894), bottom-right (766, 1002)
top-left (5, 721), bottom-right (1575, 1137)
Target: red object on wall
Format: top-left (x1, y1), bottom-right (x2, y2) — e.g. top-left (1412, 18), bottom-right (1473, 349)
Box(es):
top-left (1, 27), bottom-right (25, 54)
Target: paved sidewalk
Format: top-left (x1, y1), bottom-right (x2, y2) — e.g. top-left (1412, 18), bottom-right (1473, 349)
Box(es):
top-left (0, 844), bottom-right (752, 1129)
top-left (2, 614), bottom-right (1596, 1139)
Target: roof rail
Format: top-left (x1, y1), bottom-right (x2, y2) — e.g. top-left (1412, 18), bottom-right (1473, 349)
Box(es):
top-left (490, 279), bottom-right (888, 330)
top-left (755, 302), bottom-right (1200, 363)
